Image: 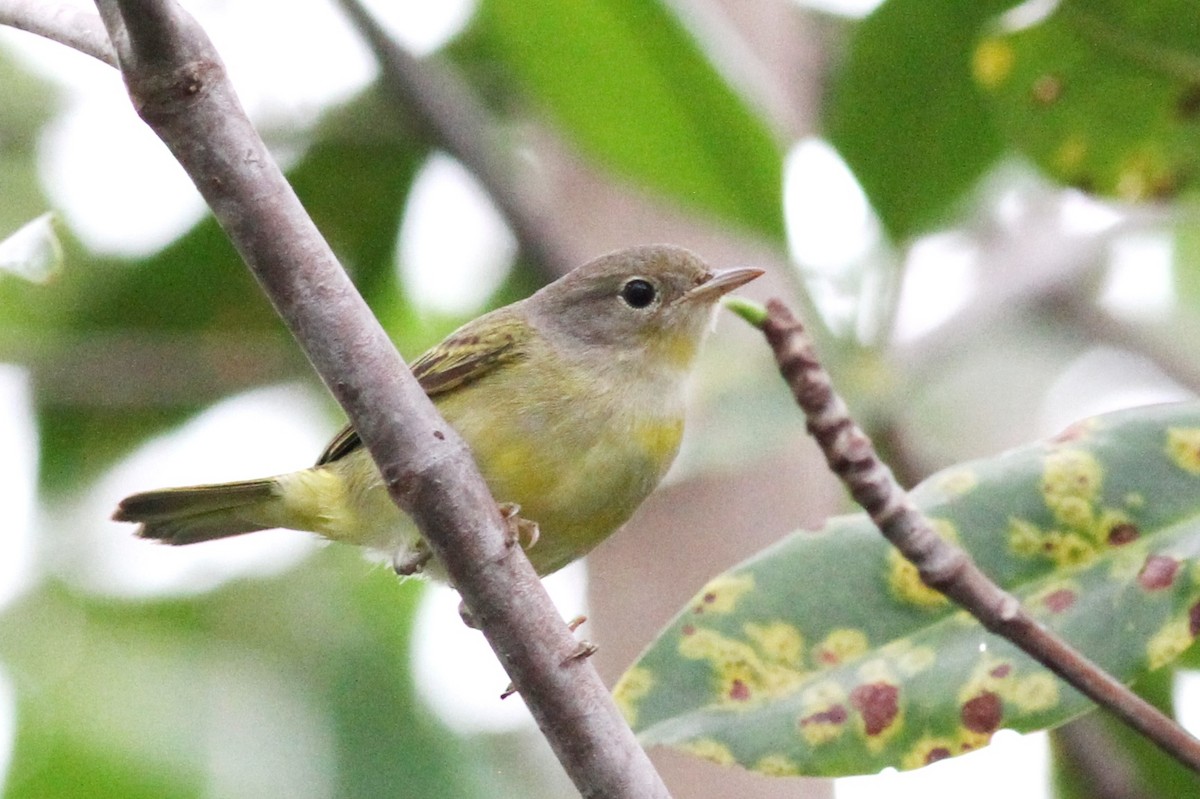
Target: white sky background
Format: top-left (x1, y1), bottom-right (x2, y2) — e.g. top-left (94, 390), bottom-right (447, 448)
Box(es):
top-left (0, 1), bottom-right (1195, 797)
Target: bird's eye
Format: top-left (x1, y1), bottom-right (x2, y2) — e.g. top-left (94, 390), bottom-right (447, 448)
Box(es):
top-left (620, 278), bottom-right (657, 309)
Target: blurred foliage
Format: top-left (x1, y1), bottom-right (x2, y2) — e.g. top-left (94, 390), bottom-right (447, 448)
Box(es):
top-left (0, 550), bottom-right (497, 798)
top-left (825, 0), bottom-right (1016, 240)
top-left (827, 0), bottom-right (1200, 242)
top-left (975, 0), bottom-right (1200, 202)
top-left (621, 403), bottom-right (1200, 775)
top-left (463, 0), bottom-right (786, 242)
top-left (2, 0), bottom-right (1200, 796)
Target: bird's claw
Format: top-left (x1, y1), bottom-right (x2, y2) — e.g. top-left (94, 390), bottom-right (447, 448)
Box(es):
top-left (498, 502), bottom-right (540, 549)
top-left (562, 614), bottom-right (598, 663)
top-left (499, 615), bottom-right (597, 700)
top-left (393, 544), bottom-right (432, 576)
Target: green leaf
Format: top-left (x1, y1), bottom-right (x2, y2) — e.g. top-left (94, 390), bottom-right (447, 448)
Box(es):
top-left (825, 0), bottom-right (1015, 241)
top-left (973, 0), bottom-right (1200, 200)
top-left (0, 550), bottom-right (491, 799)
top-left (468, 0), bottom-right (785, 240)
top-left (618, 402), bottom-right (1200, 776)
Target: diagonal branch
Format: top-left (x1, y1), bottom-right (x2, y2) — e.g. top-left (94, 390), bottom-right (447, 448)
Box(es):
top-left (733, 296), bottom-right (1200, 775)
top-left (29, 1), bottom-right (673, 796)
top-left (0, 0), bottom-right (115, 66)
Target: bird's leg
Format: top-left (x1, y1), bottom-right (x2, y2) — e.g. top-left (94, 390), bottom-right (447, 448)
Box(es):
top-left (498, 502), bottom-right (540, 549)
top-left (392, 541), bottom-right (432, 577)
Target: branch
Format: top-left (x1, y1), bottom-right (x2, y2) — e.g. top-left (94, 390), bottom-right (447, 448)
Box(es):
top-left (80, 2), bottom-right (670, 796)
top-left (729, 296), bottom-right (1200, 774)
top-left (334, 0), bottom-right (576, 280)
top-left (0, 0), bottom-right (116, 66)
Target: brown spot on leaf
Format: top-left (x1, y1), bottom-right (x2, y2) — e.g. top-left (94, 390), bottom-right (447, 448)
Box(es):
top-left (1043, 589), bottom-right (1077, 613)
top-left (729, 680), bottom-right (751, 702)
top-left (681, 624), bottom-right (696, 636)
top-left (1069, 175), bottom-right (1096, 194)
top-left (850, 682), bottom-right (900, 736)
top-left (1190, 601), bottom-right (1200, 637)
top-left (1108, 523), bottom-right (1139, 545)
top-left (703, 592), bottom-right (716, 604)
top-left (990, 664), bottom-right (1012, 679)
top-left (1031, 74), bottom-right (1062, 105)
top-left (961, 691), bottom-right (1003, 734)
top-left (1150, 173), bottom-right (1180, 200)
top-left (1138, 555), bottom-right (1179, 591)
top-left (1177, 84), bottom-right (1200, 119)
top-left (926, 747), bottom-right (952, 764)
top-left (800, 704), bottom-right (848, 727)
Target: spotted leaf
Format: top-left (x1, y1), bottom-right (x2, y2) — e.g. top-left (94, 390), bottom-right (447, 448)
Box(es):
top-left (973, 0), bottom-right (1200, 200)
top-left (618, 403), bottom-right (1200, 776)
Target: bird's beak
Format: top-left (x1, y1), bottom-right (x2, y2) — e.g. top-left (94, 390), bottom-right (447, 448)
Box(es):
top-left (681, 266), bottom-right (765, 304)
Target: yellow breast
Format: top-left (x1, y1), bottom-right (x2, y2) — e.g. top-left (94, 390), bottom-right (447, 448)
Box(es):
top-left (433, 352), bottom-right (685, 575)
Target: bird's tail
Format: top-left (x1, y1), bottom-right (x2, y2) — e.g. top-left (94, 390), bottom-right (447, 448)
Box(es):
top-left (113, 479), bottom-right (281, 545)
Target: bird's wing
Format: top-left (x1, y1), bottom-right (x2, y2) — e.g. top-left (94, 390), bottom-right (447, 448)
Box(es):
top-left (315, 311), bottom-right (528, 466)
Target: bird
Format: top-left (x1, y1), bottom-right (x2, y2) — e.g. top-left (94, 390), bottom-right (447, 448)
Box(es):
top-left (113, 244), bottom-right (762, 579)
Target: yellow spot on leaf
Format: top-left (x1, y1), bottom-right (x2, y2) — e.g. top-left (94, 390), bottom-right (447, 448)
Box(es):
top-left (677, 627), bottom-right (805, 706)
top-left (754, 754), bottom-right (800, 776)
top-left (1043, 449), bottom-right (1102, 512)
top-left (1114, 150), bottom-right (1169, 201)
top-left (973, 39), bottom-right (1014, 89)
top-left (1008, 517), bottom-right (1046, 559)
top-left (1053, 496), bottom-right (1095, 531)
top-left (690, 572), bottom-right (755, 615)
top-left (935, 469), bottom-right (978, 497)
top-left (1147, 615), bottom-right (1196, 670)
top-left (677, 738), bottom-right (736, 766)
top-left (1166, 427), bottom-right (1200, 475)
top-left (743, 621), bottom-right (805, 669)
top-left (612, 667), bottom-right (654, 726)
top-left (813, 628), bottom-right (869, 668)
top-left (888, 643), bottom-right (936, 677)
top-left (1054, 135), bottom-right (1088, 173)
top-left (903, 736), bottom-right (958, 770)
top-left (1012, 673), bottom-right (1059, 713)
top-left (888, 518), bottom-right (958, 608)
top-left (797, 681), bottom-right (849, 746)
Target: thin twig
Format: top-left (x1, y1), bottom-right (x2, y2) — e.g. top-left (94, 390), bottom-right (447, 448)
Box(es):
top-left (334, 0), bottom-right (576, 281)
top-left (1045, 288), bottom-right (1200, 398)
top-left (737, 296), bottom-right (1200, 775)
top-left (0, 0), bottom-right (116, 66)
top-left (75, 2), bottom-right (671, 796)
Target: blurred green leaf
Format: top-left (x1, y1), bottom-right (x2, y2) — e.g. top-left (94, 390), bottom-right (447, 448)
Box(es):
top-left (974, 0), bottom-right (1200, 200)
top-left (15, 89), bottom-right (425, 494)
top-left (0, 49), bottom-right (57, 238)
top-left (467, 0), bottom-right (785, 241)
top-left (618, 403), bottom-right (1200, 776)
top-left (0, 549), bottom-right (492, 799)
top-left (825, 0), bottom-right (1016, 240)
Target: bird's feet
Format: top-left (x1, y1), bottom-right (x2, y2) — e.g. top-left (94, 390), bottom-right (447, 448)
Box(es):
top-left (498, 502), bottom-right (540, 549)
top-left (392, 543), bottom-right (432, 577)
top-left (500, 615), bottom-right (597, 700)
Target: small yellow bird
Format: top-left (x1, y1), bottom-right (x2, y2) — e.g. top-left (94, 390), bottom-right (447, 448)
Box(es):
top-left (114, 244), bottom-right (761, 578)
